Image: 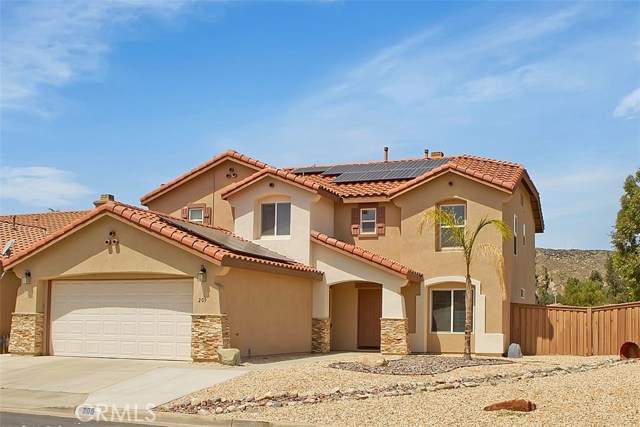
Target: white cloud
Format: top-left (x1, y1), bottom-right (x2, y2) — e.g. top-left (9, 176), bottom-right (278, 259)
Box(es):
top-left (1, 166), bottom-right (93, 207)
top-left (613, 88), bottom-right (640, 118)
top-left (0, 0), bottom-right (188, 113)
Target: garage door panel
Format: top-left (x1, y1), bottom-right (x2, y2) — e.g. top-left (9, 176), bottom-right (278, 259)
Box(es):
top-left (51, 280), bottom-right (192, 361)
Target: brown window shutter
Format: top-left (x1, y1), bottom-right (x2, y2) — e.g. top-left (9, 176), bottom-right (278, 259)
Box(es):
top-left (376, 206), bottom-right (386, 236)
top-left (204, 207), bottom-right (212, 225)
top-left (181, 208), bottom-right (188, 219)
top-left (351, 208), bottom-right (360, 236)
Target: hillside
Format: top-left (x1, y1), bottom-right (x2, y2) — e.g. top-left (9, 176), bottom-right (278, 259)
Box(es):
top-left (535, 248), bottom-right (611, 292)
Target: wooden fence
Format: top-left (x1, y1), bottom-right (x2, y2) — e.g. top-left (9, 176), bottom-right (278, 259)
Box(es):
top-left (510, 302), bottom-right (640, 356)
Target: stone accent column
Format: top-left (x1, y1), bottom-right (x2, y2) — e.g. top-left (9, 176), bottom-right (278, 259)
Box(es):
top-left (311, 318), bottom-right (331, 353)
top-left (9, 313), bottom-right (45, 355)
top-left (380, 318), bottom-right (410, 355)
top-left (191, 314), bottom-right (230, 362)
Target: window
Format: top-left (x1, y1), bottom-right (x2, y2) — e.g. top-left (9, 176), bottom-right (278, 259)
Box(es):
top-left (181, 204), bottom-right (210, 225)
top-left (513, 215), bottom-right (518, 255)
top-left (261, 202), bottom-right (291, 236)
top-left (439, 204), bottom-right (466, 249)
top-left (188, 207), bottom-right (204, 223)
top-left (351, 206), bottom-right (385, 237)
top-left (520, 288), bottom-right (526, 298)
top-left (431, 289), bottom-right (473, 333)
top-left (523, 223), bottom-right (526, 247)
top-left (360, 208), bottom-right (377, 234)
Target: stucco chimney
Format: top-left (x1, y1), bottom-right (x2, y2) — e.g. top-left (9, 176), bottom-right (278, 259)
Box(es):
top-left (384, 146), bottom-right (389, 162)
top-left (93, 194), bottom-right (115, 207)
top-left (424, 149), bottom-right (429, 158)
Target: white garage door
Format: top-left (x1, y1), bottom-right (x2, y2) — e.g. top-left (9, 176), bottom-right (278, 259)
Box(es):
top-left (51, 280), bottom-right (192, 361)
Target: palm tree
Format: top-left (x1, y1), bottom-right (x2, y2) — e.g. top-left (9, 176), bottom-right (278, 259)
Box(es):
top-left (419, 207), bottom-right (512, 360)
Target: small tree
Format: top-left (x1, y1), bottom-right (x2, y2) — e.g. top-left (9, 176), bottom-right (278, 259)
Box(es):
top-left (536, 267), bottom-right (556, 305)
top-left (419, 208), bottom-right (512, 360)
top-left (561, 276), bottom-right (606, 307)
top-left (611, 169), bottom-right (640, 301)
top-left (605, 254), bottom-right (630, 303)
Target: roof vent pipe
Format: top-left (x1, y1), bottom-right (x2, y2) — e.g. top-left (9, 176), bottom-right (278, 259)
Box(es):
top-left (384, 146), bottom-right (389, 162)
top-left (424, 149), bottom-right (429, 158)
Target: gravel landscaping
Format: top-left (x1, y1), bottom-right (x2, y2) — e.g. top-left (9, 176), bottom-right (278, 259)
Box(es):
top-left (159, 353), bottom-right (640, 426)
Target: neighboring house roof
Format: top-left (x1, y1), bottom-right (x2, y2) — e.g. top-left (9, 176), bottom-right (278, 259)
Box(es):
top-left (310, 230), bottom-right (423, 282)
top-left (140, 149), bottom-right (272, 205)
top-left (2, 203), bottom-right (323, 280)
top-left (0, 211), bottom-right (91, 257)
top-left (221, 154), bottom-right (544, 232)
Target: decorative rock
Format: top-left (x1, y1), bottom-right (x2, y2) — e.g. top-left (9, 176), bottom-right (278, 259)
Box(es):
top-left (329, 387), bottom-right (341, 394)
top-left (197, 409), bottom-right (210, 416)
top-left (190, 398), bottom-right (202, 407)
top-left (215, 407), bottom-right (224, 414)
top-left (217, 348), bottom-right (241, 366)
top-left (434, 383), bottom-right (455, 390)
top-left (521, 371), bottom-right (534, 379)
top-left (507, 343), bottom-right (523, 358)
top-left (226, 405), bottom-right (236, 412)
top-left (484, 399), bottom-right (537, 412)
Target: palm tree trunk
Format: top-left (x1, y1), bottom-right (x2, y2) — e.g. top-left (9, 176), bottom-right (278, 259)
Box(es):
top-left (463, 267), bottom-right (472, 360)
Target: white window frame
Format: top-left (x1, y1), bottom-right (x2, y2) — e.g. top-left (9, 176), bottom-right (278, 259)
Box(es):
top-left (260, 202), bottom-right (291, 237)
top-left (439, 204), bottom-right (466, 250)
top-left (359, 208), bottom-right (377, 235)
top-left (430, 289), bottom-right (474, 334)
top-left (188, 207), bottom-right (204, 223)
top-left (513, 214), bottom-right (518, 256)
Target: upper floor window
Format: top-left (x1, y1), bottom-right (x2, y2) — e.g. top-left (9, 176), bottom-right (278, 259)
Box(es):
top-left (351, 206), bottom-right (386, 237)
top-left (360, 208), bottom-right (377, 235)
top-left (188, 207), bottom-right (204, 223)
top-left (181, 203), bottom-right (211, 225)
top-left (261, 202), bottom-right (291, 237)
top-left (439, 204), bottom-right (466, 249)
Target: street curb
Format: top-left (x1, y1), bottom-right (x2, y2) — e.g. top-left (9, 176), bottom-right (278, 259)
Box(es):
top-left (0, 406), bottom-right (326, 427)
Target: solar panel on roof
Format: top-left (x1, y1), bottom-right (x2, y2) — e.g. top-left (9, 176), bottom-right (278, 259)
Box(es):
top-left (331, 158), bottom-right (452, 183)
top-left (291, 166), bottom-right (330, 174)
top-left (159, 216), bottom-right (294, 264)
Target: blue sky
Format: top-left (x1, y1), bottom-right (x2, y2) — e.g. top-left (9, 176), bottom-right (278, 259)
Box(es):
top-left (1, 1), bottom-right (638, 250)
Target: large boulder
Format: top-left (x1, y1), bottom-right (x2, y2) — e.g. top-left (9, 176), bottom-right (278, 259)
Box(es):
top-left (217, 348), bottom-right (241, 366)
top-left (507, 343), bottom-right (523, 358)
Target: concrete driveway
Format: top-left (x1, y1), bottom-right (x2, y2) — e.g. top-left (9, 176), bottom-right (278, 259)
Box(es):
top-left (0, 355), bottom-right (245, 411)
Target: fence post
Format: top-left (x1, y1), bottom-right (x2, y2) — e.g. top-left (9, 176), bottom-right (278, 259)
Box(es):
top-left (586, 307), bottom-right (593, 357)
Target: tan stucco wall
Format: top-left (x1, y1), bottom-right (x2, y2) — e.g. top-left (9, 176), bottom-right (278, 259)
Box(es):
top-left (228, 178), bottom-right (318, 265)
top-left (10, 215), bottom-right (227, 317)
top-left (144, 159), bottom-right (259, 231)
top-left (0, 273), bottom-right (20, 338)
top-left (330, 282), bottom-right (358, 351)
top-left (221, 268), bottom-right (312, 357)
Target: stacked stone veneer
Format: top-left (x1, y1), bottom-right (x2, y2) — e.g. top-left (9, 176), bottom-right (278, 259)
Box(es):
top-left (380, 318), bottom-right (410, 355)
top-left (191, 314), bottom-right (230, 362)
top-left (9, 313), bottom-right (45, 355)
top-left (311, 318), bottom-right (331, 353)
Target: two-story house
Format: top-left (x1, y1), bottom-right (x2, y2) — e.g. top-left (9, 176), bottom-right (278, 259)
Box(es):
top-left (3, 148), bottom-right (542, 361)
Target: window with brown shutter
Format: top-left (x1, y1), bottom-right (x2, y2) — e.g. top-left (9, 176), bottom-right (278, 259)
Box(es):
top-left (352, 205), bottom-right (386, 237)
top-left (182, 203), bottom-right (211, 225)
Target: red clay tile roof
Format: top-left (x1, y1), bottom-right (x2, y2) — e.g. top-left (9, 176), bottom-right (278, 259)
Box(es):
top-left (140, 149), bottom-right (272, 205)
top-left (0, 211), bottom-right (91, 257)
top-left (310, 230), bottom-right (423, 282)
top-left (2, 203), bottom-right (323, 279)
top-left (220, 168), bottom-right (341, 200)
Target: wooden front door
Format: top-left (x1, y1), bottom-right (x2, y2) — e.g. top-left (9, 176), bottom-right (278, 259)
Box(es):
top-left (358, 288), bottom-right (382, 349)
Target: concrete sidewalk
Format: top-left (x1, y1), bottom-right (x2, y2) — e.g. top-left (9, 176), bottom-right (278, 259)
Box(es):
top-left (0, 355), bottom-right (245, 411)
